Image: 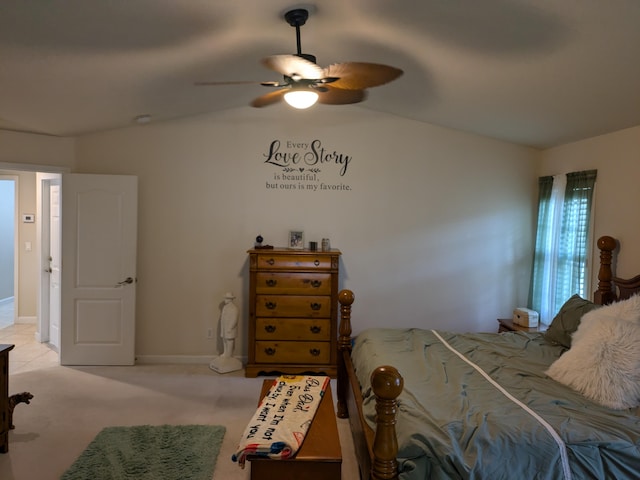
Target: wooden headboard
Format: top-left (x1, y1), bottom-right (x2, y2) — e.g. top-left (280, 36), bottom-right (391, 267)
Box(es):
top-left (594, 235), bottom-right (640, 305)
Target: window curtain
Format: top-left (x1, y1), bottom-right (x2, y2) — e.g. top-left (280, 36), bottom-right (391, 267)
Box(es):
top-left (528, 170), bottom-right (597, 324)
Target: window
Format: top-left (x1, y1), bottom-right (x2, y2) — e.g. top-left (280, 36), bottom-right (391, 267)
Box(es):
top-left (528, 170), bottom-right (597, 324)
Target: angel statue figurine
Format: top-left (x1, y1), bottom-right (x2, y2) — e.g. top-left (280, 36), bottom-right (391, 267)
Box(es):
top-left (210, 292), bottom-right (243, 374)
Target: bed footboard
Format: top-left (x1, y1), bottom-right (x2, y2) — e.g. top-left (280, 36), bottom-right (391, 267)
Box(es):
top-left (337, 289), bottom-right (404, 480)
top-left (337, 290), bottom-right (354, 420)
top-left (370, 366), bottom-right (404, 480)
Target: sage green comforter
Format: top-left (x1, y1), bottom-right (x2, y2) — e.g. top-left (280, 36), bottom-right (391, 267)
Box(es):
top-left (352, 328), bottom-right (640, 480)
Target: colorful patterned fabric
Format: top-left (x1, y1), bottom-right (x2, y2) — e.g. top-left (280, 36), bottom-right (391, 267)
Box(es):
top-left (232, 375), bottom-right (330, 468)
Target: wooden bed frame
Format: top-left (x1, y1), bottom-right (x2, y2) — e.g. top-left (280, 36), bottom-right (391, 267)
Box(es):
top-left (336, 235), bottom-right (640, 480)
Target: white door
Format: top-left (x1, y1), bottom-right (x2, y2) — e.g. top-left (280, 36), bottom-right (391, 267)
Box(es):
top-left (48, 181), bottom-right (61, 349)
top-left (60, 174), bottom-right (138, 365)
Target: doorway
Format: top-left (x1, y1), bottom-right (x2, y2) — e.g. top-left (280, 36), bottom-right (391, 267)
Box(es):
top-left (38, 174), bottom-right (62, 349)
top-left (0, 164), bottom-right (66, 365)
top-left (0, 176), bottom-right (17, 329)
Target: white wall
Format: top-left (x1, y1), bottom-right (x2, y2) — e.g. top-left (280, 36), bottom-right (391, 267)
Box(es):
top-left (11, 172), bottom-right (37, 318)
top-left (74, 106), bottom-right (538, 360)
top-left (0, 130), bottom-right (75, 168)
top-left (539, 125), bottom-right (640, 285)
top-left (4, 114), bottom-right (637, 363)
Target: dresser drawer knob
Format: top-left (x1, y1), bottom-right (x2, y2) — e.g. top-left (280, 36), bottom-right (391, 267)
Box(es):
top-left (265, 325), bottom-right (276, 333)
top-left (314, 259), bottom-right (320, 266)
top-left (310, 302), bottom-right (322, 311)
top-left (310, 325), bottom-right (321, 334)
top-left (265, 347), bottom-right (276, 356)
top-left (266, 279), bottom-right (277, 287)
top-left (265, 301), bottom-right (277, 310)
top-left (309, 280), bottom-right (322, 288)
top-left (266, 258), bottom-right (275, 265)
top-left (310, 348), bottom-right (321, 356)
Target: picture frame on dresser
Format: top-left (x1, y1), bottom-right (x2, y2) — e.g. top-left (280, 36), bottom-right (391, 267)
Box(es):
top-left (288, 230), bottom-right (304, 249)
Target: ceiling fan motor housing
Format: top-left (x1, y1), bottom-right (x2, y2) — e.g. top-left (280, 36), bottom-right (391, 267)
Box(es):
top-left (297, 53), bottom-right (316, 63)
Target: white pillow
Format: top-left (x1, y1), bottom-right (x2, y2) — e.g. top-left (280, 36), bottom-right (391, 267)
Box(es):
top-left (579, 293), bottom-right (640, 331)
top-left (546, 294), bottom-right (640, 409)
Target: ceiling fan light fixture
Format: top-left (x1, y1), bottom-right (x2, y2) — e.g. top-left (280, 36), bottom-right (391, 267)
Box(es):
top-left (284, 89), bottom-right (318, 109)
top-left (195, 6), bottom-right (402, 109)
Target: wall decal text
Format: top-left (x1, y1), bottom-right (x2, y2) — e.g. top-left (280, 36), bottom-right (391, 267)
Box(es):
top-left (262, 139), bottom-right (353, 192)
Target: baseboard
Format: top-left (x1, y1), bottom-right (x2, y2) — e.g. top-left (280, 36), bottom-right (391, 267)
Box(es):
top-left (136, 354), bottom-right (246, 365)
top-left (0, 296), bottom-right (14, 305)
top-left (17, 316), bottom-right (37, 324)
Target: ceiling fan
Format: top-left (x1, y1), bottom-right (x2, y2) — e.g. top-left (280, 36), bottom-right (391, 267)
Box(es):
top-left (195, 8), bottom-right (403, 109)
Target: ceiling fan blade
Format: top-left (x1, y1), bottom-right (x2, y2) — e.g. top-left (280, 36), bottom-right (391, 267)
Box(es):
top-left (321, 62), bottom-right (403, 90)
top-left (250, 89), bottom-right (287, 108)
top-left (195, 80), bottom-right (288, 88)
top-left (194, 80), bottom-right (263, 86)
top-left (262, 54), bottom-right (324, 79)
top-left (317, 86), bottom-right (367, 105)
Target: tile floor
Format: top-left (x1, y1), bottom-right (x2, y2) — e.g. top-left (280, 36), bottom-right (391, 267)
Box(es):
top-left (0, 298), bottom-right (59, 374)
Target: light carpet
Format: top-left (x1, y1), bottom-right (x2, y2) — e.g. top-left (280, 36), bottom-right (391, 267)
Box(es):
top-left (61, 424), bottom-right (225, 480)
top-left (0, 364), bottom-right (358, 480)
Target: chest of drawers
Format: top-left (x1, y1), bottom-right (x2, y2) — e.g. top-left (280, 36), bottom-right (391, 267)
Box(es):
top-left (246, 249), bottom-right (341, 377)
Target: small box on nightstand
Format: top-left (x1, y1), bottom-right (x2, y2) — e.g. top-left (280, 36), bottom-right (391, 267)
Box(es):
top-left (513, 308), bottom-right (539, 327)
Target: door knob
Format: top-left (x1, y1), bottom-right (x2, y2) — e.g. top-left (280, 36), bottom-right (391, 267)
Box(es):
top-left (116, 277), bottom-right (134, 286)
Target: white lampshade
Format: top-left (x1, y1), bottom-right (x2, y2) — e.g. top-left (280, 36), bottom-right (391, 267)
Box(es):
top-left (284, 90), bottom-right (319, 109)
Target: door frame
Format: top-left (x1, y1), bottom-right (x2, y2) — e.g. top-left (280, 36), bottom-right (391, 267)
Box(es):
top-left (0, 162), bottom-right (69, 344)
top-left (37, 173), bottom-right (62, 343)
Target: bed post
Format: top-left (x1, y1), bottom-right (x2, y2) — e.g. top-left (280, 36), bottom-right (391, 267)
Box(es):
top-left (337, 289), bottom-right (354, 419)
top-left (594, 235), bottom-right (617, 305)
top-left (371, 366), bottom-right (403, 480)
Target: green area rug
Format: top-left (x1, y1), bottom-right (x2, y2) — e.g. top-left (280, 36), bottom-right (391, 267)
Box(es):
top-left (61, 424), bottom-right (226, 480)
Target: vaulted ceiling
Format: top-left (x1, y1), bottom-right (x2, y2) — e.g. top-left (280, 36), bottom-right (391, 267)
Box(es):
top-left (1, 0), bottom-right (639, 148)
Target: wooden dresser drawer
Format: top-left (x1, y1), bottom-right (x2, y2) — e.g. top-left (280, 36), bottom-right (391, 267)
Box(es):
top-left (255, 341), bottom-right (331, 364)
top-left (255, 318), bottom-right (331, 341)
top-left (255, 254), bottom-right (333, 270)
top-left (255, 272), bottom-right (332, 295)
top-left (256, 295), bottom-right (331, 318)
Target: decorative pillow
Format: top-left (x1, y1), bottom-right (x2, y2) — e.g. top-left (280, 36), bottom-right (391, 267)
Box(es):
top-left (543, 294), bottom-right (601, 348)
top-left (546, 294), bottom-right (640, 409)
top-left (577, 293), bottom-right (640, 328)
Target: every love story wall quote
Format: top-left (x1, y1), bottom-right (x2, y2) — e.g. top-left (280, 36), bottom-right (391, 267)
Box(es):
top-left (262, 139), bottom-right (353, 192)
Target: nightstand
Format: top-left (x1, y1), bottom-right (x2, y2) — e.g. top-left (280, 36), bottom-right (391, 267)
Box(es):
top-left (497, 318), bottom-right (546, 333)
